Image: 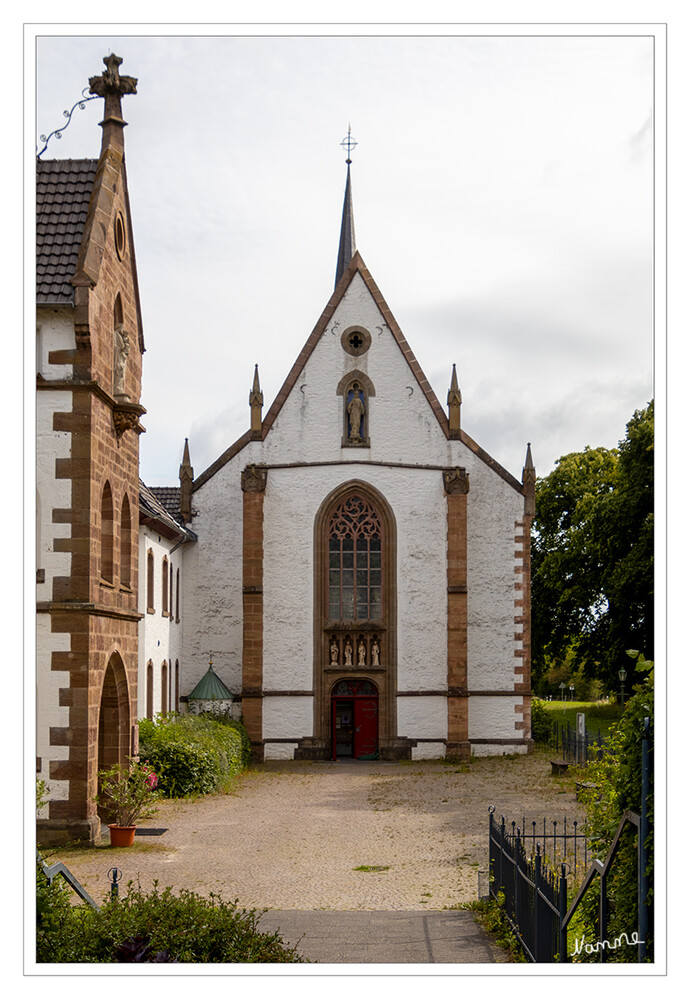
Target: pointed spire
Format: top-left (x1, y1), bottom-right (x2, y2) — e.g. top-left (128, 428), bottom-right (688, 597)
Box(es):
top-left (335, 127), bottom-right (357, 288)
top-left (522, 442), bottom-right (536, 518)
top-left (179, 438), bottom-right (194, 524)
top-left (88, 53), bottom-right (137, 153)
top-left (447, 364), bottom-right (462, 438)
top-left (249, 364), bottom-right (263, 439)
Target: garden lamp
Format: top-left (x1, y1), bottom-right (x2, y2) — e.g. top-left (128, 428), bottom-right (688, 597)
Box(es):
top-left (618, 667), bottom-right (627, 707)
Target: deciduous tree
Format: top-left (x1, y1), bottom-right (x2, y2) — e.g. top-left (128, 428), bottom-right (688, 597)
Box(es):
top-left (531, 402), bottom-right (653, 689)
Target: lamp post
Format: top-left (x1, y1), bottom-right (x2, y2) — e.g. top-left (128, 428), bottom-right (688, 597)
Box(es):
top-left (618, 667), bottom-right (627, 708)
top-left (569, 685), bottom-right (575, 702)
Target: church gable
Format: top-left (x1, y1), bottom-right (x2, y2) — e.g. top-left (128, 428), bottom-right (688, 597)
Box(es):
top-left (194, 250), bottom-right (524, 495)
top-left (259, 252), bottom-right (450, 463)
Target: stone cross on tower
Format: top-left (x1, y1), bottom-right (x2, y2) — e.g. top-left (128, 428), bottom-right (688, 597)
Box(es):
top-left (89, 54), bottom-right (137, 151)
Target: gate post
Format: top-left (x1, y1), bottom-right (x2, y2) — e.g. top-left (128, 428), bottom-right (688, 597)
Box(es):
top-left (499, 815), bottom-right (505, 899)
top-left (559, 863), bottom-right (568, 962)
top-left (534, 845), bottom-right (541, 961)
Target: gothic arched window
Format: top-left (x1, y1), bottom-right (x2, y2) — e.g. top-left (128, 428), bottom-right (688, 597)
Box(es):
top-left (100, 482), bottom-right (114, 583)
top-left (328, 495), bottom-right (382, 621)
top-left (120, 493), bottom-right (132, 588)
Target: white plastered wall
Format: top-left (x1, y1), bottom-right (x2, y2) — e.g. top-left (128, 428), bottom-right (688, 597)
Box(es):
top-left (138, 525), bottom-right (186, 719)
top-left (187, 271), bottom-right (527, 756)
top-left (36, 309), bottom-right (76, 803)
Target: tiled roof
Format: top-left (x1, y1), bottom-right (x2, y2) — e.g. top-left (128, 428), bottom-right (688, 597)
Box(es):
top-left (36, 159), bottom-right (98, 304)
top-left (140, 480), bottom-right (196, 541)
top-left (149, 486), bottom-right (183, 525)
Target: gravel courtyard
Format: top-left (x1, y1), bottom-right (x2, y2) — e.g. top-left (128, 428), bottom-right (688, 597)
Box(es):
top-left (54, 749), bottom-right (585, 911)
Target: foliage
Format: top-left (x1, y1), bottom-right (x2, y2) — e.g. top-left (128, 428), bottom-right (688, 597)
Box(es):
top-left (531, 403), bottom-right (653, 689)
top-left (138, 713), bottom-right (250, 797)
top-left (540, 698), bottom-right (623, 742)
top-left (530, 698), bottom-right (551, 743)
top-left (95, 759), bottom-right (161, 827)
top-left (534, 646), bottom-right (604, 700)
top-left (36, 778), bottom-right (49, 814)
top-left (464, 896), bottom-right (526, 962)
top-left (573, 652), bottom-right (654, 962)
top-left (36, 859), bottom-right (72, 944)
top-left (36, 880), bottom-right (305, 964)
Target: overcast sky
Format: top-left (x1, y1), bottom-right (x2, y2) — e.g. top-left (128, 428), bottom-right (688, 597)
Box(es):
top-left (33, 28), bottom-right (656, 487)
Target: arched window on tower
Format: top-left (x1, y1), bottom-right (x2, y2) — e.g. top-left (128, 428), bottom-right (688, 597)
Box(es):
top-left (120, 493), bottom-right (132, 588)
top-left (100, 482), bottom-right (114, 583)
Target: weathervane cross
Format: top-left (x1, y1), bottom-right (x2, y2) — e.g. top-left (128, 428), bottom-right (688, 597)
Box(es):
top-left (340, 124), bottom-right (357, 164)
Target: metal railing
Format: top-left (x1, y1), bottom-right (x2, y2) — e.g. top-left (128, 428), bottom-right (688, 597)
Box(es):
top-left (487, 717), bottom-right (652, 963)
top-left (37, 852), bottom-right (100, 910)
top-left (551, 721), bottom-right (608, 764)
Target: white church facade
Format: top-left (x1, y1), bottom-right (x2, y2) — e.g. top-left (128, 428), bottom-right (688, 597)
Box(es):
top-left (182, 224), bottom-right (536, 762)
top-left (36, 54), bottom-right (535, 841)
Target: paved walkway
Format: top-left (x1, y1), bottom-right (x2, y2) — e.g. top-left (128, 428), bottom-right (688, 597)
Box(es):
top-left (58, 755), bottom-right (583, 964)
top-left (256, 909), bottom-right (505, 964)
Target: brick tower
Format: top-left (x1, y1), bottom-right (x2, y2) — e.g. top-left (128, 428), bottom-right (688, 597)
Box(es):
top-left (36, 55), bottom-right (145, 843)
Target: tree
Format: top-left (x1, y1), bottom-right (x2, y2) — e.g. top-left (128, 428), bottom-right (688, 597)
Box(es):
top-left (531, 402), bottom-right (653, 689)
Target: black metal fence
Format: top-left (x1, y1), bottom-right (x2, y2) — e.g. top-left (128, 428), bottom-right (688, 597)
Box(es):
top-left (488, 810), bottom-right (570, 962)
top-left (487, 717), bottom-right (652, 963)
top-left (551, 721), bottom-right (608, 764)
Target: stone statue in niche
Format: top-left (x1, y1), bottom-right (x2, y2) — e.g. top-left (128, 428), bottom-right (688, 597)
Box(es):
top-left (330, 639), bottom-right (339, 666)
top-left (344, 639), bottom-right (353, 666)
top-left (347, 384), bottom-right (365, 442)
top-left (113, 324), bottom-right (131, 399)
top-left (371, 640), bottom-right (380, 666)
top-left (358, 640), bottom-right (366, 666)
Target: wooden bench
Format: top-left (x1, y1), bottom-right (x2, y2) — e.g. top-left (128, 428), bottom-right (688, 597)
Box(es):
top-left (550, 759), bottom-right (572, 775)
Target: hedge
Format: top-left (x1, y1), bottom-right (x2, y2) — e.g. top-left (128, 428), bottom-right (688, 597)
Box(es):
top-left (138, 713), bottom-right (251, 797)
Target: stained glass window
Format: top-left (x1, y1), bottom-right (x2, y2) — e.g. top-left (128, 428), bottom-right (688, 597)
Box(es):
top-left (328, 495), bottom-right (382, 621)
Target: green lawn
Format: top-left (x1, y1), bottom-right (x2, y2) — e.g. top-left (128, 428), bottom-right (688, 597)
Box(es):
top-left (539, 699), bottom-right (623, 739)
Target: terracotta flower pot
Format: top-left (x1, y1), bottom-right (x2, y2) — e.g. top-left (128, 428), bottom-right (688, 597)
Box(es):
top-left (108, 824), bottom-right (136, 847)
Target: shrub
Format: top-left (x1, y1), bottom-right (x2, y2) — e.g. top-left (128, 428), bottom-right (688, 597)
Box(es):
top-left (138, 713), bottom-right (250, 797)
top-left (573, 652), bottom-right (654, 962)
top-left (530, 698), bottom-right (551, 743)
top-left (36, 880), bottom-right (304, 964)
top-left (36, 860), bottom-right (72, 945)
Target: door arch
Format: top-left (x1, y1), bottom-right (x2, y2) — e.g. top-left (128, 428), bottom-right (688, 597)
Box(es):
top-left (96, 653), bottom-right (131, 817)
top-left (331, 678), bottom-right (379, 760)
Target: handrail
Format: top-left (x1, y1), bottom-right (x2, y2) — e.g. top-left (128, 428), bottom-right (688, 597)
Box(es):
top-left (37, 852), bottom-right (100, 911)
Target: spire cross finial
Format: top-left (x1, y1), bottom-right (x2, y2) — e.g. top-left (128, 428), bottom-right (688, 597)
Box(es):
top-left (89, 53), bottom-right (137, 126)
top-left (340, 124), bottom-right (357, 164)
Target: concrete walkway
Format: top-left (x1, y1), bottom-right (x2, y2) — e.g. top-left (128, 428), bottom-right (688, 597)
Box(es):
top-left (257, 909), bottom-right (506, 964)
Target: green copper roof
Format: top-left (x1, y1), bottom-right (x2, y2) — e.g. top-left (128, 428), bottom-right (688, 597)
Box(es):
top-left (188, 666), bottom-right (233, 700)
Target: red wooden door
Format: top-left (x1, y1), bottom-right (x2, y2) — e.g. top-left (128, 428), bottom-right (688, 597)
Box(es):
top-left (354, 697), bottom-right (378, 757)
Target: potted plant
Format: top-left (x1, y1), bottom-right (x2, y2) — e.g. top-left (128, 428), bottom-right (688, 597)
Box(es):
top-left (95, 759), bottom-right (161, 847)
